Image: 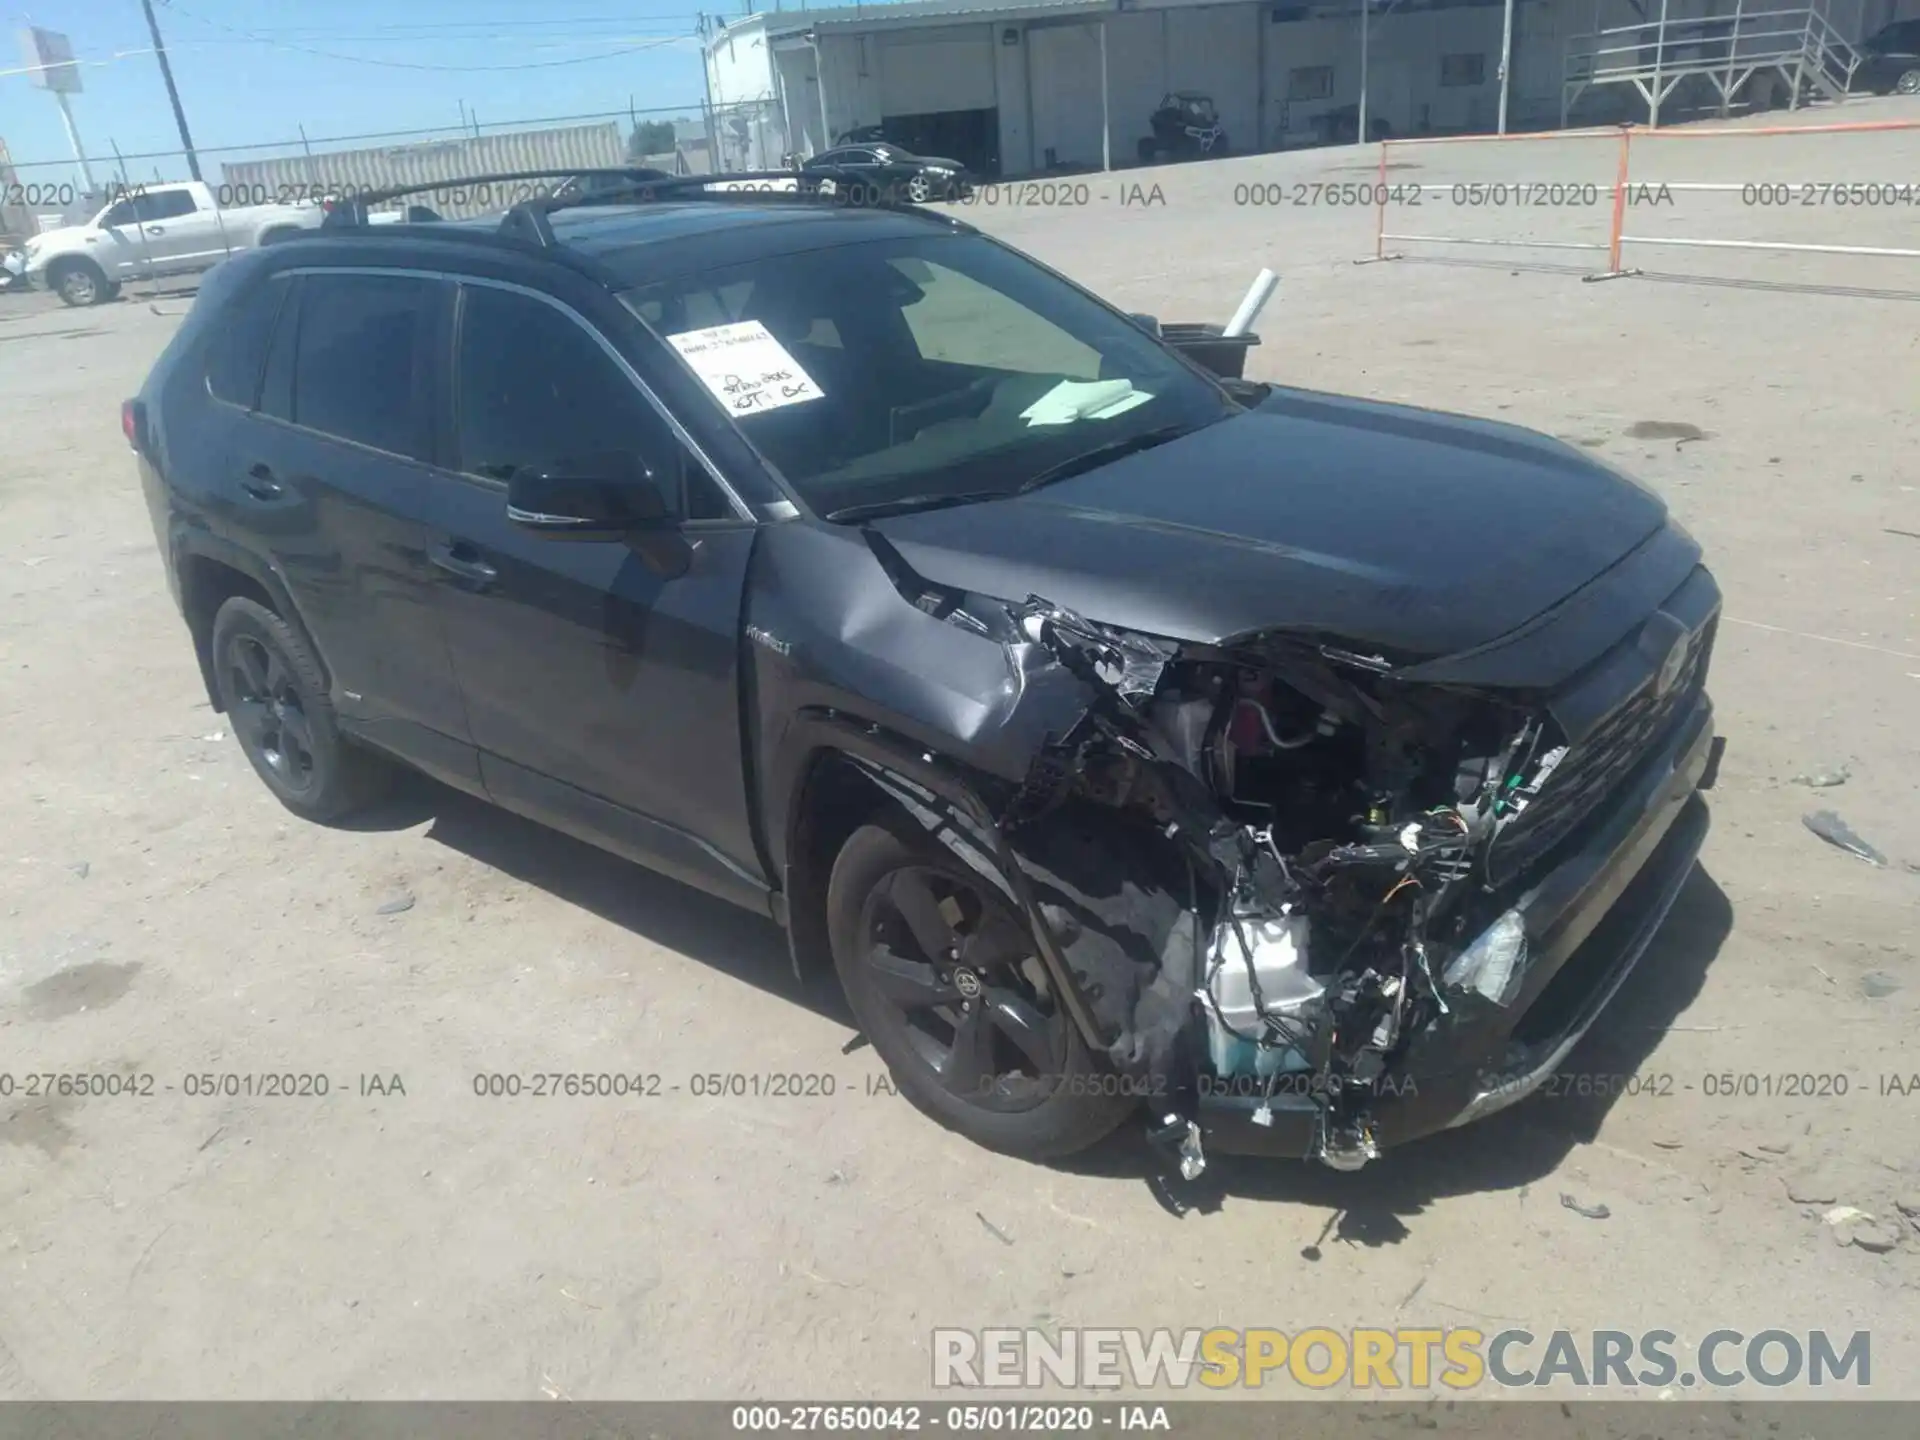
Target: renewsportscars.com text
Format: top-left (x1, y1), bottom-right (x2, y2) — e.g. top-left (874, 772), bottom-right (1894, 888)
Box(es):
top-left (932, 1327), bottom-right (1871, 1391)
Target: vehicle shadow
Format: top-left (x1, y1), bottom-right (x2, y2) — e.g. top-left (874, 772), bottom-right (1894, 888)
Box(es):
top-left (1065, 866), bottom-right (1736, 1233)
top-left (345, 772), bottom-right (1732, 1226)
top-left (352, 770), bottom-right (854, 1027)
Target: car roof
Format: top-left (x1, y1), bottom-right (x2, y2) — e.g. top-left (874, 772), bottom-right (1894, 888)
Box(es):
top-left (273, 190), bottom-right (967, 292)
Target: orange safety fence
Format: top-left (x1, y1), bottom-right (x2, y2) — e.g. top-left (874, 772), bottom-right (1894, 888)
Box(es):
top-left (1363, 114), bottom-right (1920, 279)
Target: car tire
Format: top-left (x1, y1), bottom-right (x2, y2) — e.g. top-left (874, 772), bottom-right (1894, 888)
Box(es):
top-left (49, 258), bottom-right (111, 307)
top-left (826, 819), bottom-right (1135, 1160)
top-left (907, 174), bottom-right (933, 203)
top-left (1897, 68), bottom-right (1920, 95)
top-left (210, 596), bottom-right (392, 823)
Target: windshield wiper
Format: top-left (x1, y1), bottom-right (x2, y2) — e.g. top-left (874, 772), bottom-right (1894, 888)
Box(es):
top-left (823, 489), bottom-right (1012, 523)
top-left (1011, 423), bottom-right (1196, 496)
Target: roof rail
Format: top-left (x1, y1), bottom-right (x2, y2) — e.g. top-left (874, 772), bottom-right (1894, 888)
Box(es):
top-left (319, 168), bottom-right (676, 227)
top-left (323, 166), bottom-right (946, 239)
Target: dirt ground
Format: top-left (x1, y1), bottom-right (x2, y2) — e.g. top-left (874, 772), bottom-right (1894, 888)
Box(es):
top-left (1, 98), bottom-right (1916, 1403)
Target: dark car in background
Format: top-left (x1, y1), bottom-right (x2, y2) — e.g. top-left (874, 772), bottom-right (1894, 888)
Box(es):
top-left (124, 172), bottom-right (1718, 1178)
top-left (800, 144), bottom-right (974, 202)
top-left (1853, 18), bottom-right (1920, 94)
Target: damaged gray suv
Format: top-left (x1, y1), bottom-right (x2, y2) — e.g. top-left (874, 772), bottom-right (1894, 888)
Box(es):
top-left (128, 171), bottom-right (1719, 1174)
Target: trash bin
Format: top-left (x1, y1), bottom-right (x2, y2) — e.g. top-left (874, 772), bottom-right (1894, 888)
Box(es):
top-left (1159, 322), bottom-right (1259, 380)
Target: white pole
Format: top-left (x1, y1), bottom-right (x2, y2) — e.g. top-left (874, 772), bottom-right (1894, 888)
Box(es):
top-left (1359, 0), bottom-right (1370, 146)
top-left (1498, 0), bottom-right (1516, 134)
top-left (1099, 20), bottom-right (1111, 173)
top-left (54, 89), bottom-right (96, 192)
top-left (1223, 268), bottom-right (1278, 337)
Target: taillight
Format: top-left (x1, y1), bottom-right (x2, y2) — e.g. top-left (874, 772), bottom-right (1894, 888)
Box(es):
top-left (122, 398), bottom-right (146, 455)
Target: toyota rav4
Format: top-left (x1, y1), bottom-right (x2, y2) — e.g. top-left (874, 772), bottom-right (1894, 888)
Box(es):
top-left (126, 170), bottom-right (1719, 1175)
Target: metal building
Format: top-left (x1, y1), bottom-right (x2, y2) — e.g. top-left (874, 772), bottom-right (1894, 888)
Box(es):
top-left (217, 123), bottom-right (626, 219)
top-left (704, 0), bottom-right (1914, 179)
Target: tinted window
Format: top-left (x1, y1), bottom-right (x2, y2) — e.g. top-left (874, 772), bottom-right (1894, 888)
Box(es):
top-left (100, 199), bottom-right (137, 228)
top-left (141, 190), bottom-right (197, 220)
top-left (456, 286), bottom-right (730, 520)
top-left (207, 275), bottom-right (290, 407)
top-left (288, 273), bottom-right (439, 459)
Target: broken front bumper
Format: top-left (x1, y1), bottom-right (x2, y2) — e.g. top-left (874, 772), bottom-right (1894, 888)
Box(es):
top-left (1198, 690), bottom-right (1716, 1159)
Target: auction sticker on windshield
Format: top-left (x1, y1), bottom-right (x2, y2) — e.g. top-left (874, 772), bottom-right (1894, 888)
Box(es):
top-left (667, 320), bottom-right (823, 415)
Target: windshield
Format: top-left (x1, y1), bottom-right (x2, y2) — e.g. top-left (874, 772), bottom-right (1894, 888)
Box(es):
top-left (624, 232), bottom-right (1235, 520)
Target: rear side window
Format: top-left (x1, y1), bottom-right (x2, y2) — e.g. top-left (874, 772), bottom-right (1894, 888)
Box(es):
top-left (206, 275), bottom-right (290, 408)
top-left (455, 284), bottom-right (732, 520)
top-left (143, 190), bottom-right (197, 220)
top-left (283, 273), bottom-right (440, 460)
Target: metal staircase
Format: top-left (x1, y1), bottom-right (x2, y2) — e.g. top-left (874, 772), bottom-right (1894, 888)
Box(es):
top-left (1562, 4), bottom-right (1863, 127)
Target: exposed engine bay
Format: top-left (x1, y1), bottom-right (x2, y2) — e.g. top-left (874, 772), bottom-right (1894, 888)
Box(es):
top-left (879, 586), bottom-right (1582, 1177)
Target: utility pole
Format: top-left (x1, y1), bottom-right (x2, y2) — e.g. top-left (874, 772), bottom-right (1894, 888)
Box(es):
top-left (139, 0), bottom-right (203, 181)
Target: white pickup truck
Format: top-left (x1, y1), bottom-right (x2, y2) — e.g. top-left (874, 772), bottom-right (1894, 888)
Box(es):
top-left (21, 179), bottom-right (324, 307)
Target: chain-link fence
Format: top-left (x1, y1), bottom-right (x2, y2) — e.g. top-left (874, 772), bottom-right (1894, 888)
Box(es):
top-left (1, 97), bottom-right (805, 234)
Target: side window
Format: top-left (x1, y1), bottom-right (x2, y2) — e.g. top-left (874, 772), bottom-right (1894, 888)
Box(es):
top-left (288, 273), bottom-right (439, 459)
top-left (100, 200), bottom-right (137, 228)
top-left (140, 190), bottom-right (198, 220)
top-left (892, 257), bottom-right (1100, 379)
top-left (206, 275), bottom-right (291, 408)
top-left (455, 285), bottom-right (732, 521)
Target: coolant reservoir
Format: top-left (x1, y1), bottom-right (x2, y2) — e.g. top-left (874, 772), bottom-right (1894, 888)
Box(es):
top-left (1204, 913), bottom-right (1320, 1079)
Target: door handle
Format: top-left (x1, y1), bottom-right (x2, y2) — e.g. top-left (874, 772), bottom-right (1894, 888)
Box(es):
top-left (239, 463), bottom-right (283, 502)
top-left (429, 540), bottom-right (498, 586)
top-left (144, 225), bottom-right (166, 235)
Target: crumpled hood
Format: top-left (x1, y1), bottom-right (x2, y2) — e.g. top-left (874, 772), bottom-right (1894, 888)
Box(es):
top-left (866, 385), bottom-right (1670, 660)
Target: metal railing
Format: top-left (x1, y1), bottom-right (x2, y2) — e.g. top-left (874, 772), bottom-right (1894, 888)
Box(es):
top-left (1562, 4), bottom-right (1863, 127)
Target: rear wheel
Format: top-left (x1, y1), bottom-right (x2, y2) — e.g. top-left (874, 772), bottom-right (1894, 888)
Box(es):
top-left (826, 820), bottom-right (1134, 1159)
top-left (210, 596), bottom-right (392, 822)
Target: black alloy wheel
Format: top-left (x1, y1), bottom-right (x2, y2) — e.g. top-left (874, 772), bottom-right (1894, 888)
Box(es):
top-left (826, 821), bottom-right (1135, 1158)
top-left (225, 632), bottom-right (319, 798)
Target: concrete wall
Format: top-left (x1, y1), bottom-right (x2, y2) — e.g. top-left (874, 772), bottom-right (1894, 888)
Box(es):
top-left (709, 21), bottom-right (776, 104)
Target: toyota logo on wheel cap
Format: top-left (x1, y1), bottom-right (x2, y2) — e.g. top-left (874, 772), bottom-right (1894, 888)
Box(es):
top-left (953, 969), bottom-right (983, 999)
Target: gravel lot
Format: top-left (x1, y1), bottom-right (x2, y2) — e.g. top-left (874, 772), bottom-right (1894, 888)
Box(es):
top-left (1, 98), bottom-right (1916, 1404)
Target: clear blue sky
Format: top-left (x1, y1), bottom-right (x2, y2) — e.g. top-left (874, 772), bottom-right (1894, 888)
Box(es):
top-left (2, 0), bottom-right (737, 183)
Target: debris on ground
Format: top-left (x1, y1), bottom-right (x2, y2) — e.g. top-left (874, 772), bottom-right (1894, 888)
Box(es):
top-left (1785, 1173), bottom-right (1842, 1205)
top-left (1803, 811), bottom-right (1889, 867)
top-left (67, 861), bottom-right (89, 879)
top-left (1791, 764), bottom-right (1851, 788)
top-left (1627, 420), bottom-right (1708, 446)
top-left (976, 1211), bottom-right (1014, 1245)
top-left (1560, 1193), bottom-right (1611, 1220)
top-left (375, 893), bottom-right (416, 916)
top-left (1825, 1206), bottom-right (1899, 1252)
top-left (1861, 972), bottom-right (1901, 999)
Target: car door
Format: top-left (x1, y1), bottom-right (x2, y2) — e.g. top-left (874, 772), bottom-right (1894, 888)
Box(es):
top-left (237, 267), bottom-right (478, 787)
top-left (424, 278), bottom-right (766, 905)
top-left (154, 187), bottom-right (237, 270)
top-left (92, 194), bottom-right (162, 280)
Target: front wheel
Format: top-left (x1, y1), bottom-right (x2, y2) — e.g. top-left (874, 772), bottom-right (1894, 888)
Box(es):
top-left (1896, 68), bottom-right (1920, 95)
top-left (906, 173), bottom-right (933, 202)
top-left (826, 820), bottom-right (1135, 1160)
top-left (50, 259), bottom-right (113, 307)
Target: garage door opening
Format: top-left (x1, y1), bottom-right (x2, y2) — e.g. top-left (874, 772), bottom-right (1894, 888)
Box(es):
top-left (880, 108), bottom-right (1000, 178)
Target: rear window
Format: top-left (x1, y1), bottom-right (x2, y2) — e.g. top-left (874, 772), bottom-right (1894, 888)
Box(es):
top-left (206, 275), bottom-right (290, 408)
top-left (281, 273), bottom-right (441, 460)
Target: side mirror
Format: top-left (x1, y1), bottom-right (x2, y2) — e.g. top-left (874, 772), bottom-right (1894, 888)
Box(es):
top-left (1127, 313), bottom-right (1162, 337)
top-left (505, 455), bottom-right (674, 542)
